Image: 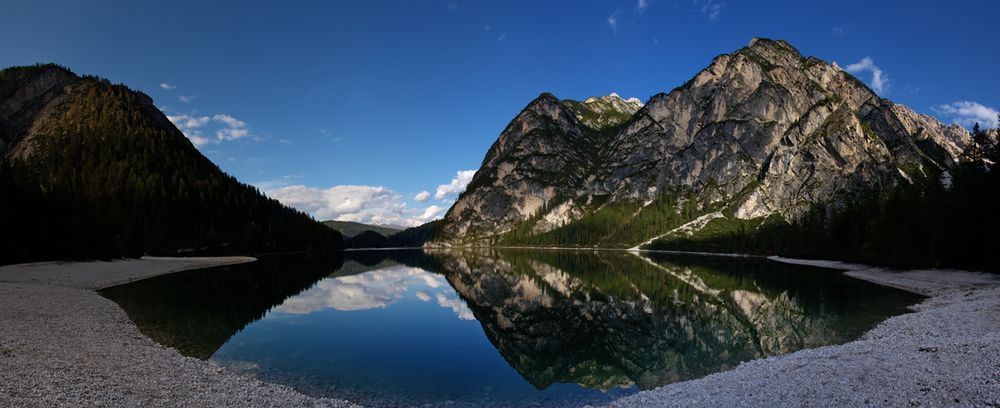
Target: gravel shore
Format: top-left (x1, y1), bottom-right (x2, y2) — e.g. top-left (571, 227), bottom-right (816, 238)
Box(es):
top-left (609, 258), bottom-right (1000, 408)
top-left (1, 256), bottom-right (997, 407)
top-left (0, 257), bottom-right (359, 407)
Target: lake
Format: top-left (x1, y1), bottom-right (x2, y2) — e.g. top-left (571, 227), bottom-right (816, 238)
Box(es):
top-left (100, 249), bottom-right (920, 407)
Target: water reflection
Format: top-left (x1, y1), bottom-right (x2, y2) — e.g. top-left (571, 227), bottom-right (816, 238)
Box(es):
top-left (432, 249), bottom-right (913, 391)
top-left (273, 265), bottom-right (474, 320)
top-left (100, 254), bottom-right (345, 359)
top-left (101, 249), bottom-right (919, 406)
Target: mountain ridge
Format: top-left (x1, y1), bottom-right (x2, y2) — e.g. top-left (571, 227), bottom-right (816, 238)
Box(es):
top-left (430, 38), bottom-right (972, 249)
top-left (322, 220), bottom-right (403, 238)
top-left (0, 64), bottom-right (342, 263)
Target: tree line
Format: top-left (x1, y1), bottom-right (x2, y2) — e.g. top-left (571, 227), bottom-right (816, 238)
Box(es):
top-left (651, 120), bottom-right (1000, 271)
top-left (0, 69), bottom-right (341, 264)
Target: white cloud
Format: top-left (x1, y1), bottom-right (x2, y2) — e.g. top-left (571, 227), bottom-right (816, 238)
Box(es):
top-left (167, 113), bottom-right (253, 146)
top-left (216, 128), bottom-right (249, 141)
top-left (213, 114), bottom-right (246, 129)
top-left (167, 114), bottom-right (210, 146)
top-left (414, 191), bottom-right (431, 202)
top-left (415, 291), bottom-right (432, 302)
top-left (188, 135), bottom-right (210, 146)
top-left (636, 0), bottom-right (650, 14)
top-left (845, 56), bottom-right (889, 94)
top-left (179, 95), bottom-right (195, 103)
top-left (269, 185), bottom-right (396, 221)
top-left (159, 83), bottom-right (176, 90)
top-left (417, 205), bottom-right (446, 224)
top-left (267, 184), bottom-right (446, 227)
top-left (435, 169), bottom-right (476, 200)
top-left (933, 101), bottom-right (1000, 128)
top-left (607, 12), bottom-right (620, 33)
top-left (168, 114), bottom-right (210, 130)
top-left (212, 114), bottom-right (250, 141)
top-left (697, 0), bottom-right (725, 21)
top-left (498, 33), bottom-right (506, 42)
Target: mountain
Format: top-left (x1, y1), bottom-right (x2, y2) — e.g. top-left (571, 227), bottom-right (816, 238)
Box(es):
top-left (322, 220), bottom-right (402, 238)
top-left (561, 92), bottom-right (643, 130)
top-left (0, 64), bottom-right (342, 264)
top-left (431, 38), bottom-right (972, 251)
top-left (342, 220), bottom-right (442, 249)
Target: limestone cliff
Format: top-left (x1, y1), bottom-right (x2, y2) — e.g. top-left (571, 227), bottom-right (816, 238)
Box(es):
top-left (431, 39), bottom-right (969, 247)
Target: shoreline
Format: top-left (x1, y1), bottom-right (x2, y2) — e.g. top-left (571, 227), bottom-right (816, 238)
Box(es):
top-left (1, 254), bottom-right (997, 407)
top-left (610, 257), bottom-right (1000, 407)
top-left (0, 256), bottom-right (359, 407)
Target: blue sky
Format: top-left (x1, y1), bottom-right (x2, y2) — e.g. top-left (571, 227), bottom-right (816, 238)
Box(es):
top-left (3, 0), bottom-right (998, 226)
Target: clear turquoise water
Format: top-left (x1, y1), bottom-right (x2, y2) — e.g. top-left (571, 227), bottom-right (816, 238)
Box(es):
top-left (102, 249), bottom-right (920, 407)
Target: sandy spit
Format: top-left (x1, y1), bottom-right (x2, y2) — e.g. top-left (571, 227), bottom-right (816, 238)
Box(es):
top-left (0, 256), bottom-right (359, 408)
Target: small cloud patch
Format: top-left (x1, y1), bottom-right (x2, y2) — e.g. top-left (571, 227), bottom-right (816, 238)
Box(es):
top-left (607, 12), bottom-right (620, 34)
top-left (933, 101), bottom-right (999, 128)
top-left (844, 57), bottom-right (889, 94)
top-left (167, 113), bottom-right (253, 147)
top-left (435, 170), bottom-right (476, 201)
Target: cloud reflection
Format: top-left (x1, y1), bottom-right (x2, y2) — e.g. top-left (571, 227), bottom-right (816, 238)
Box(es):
top-left (436, 292), bottom-right (475, 320)
top-left (274, 266), bottom-right (473, 320)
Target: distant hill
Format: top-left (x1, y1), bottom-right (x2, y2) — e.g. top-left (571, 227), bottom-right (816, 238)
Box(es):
top-left (322, 220), bottom-right (402, 238)
top-left (341, 220), bottom-right (441, 249)
top-left (0, 64), bottom-right (342, 264)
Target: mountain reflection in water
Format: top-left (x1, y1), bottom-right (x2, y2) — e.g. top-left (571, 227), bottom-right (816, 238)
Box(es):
top-left (102, 249), bottom-right (918, 406)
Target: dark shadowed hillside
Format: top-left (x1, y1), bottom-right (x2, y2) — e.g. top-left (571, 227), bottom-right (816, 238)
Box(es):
top-left (322, 220), bottom-right (401, 238)
top-left (0, 64), bottom-right (342, 264)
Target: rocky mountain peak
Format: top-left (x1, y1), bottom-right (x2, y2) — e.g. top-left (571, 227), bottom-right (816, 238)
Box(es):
top-left (431, 39), bottom-right (971, 247)
top-left (585, 92), bottom-right (643, 106)
top-left (564, 92), bottom-right (643, 131)
top-left (745, 37), bottom-right (803, 60)
top-left (522, 92), bottom-right (570, 121)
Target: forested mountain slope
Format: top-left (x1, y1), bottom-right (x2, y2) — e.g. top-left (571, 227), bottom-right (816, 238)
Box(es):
top-left (0, 64), bottom-right (341, 264)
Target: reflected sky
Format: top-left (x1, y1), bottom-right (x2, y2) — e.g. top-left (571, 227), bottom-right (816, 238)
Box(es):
top-left (273, 265), bottom-right (474, 320)
top-left (102, 250), bottom-right (920, 407)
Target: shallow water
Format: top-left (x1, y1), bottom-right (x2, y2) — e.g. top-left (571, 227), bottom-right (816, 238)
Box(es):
top-left (101, 249), bottom-right (920, 407)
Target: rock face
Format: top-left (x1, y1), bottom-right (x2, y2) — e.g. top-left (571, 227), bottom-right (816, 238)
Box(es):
top-left (431, 38), bottom-right (970, 246)
top-left (563, 92), bottom-right (644, 130)
top-left (440, 92), bottom-right (638, 240)
top-left (0, 65), bottom-right (78, 157)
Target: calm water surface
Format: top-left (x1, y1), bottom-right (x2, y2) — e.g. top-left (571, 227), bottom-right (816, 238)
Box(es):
top-left (101, 250), bottom-right (920, 407)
